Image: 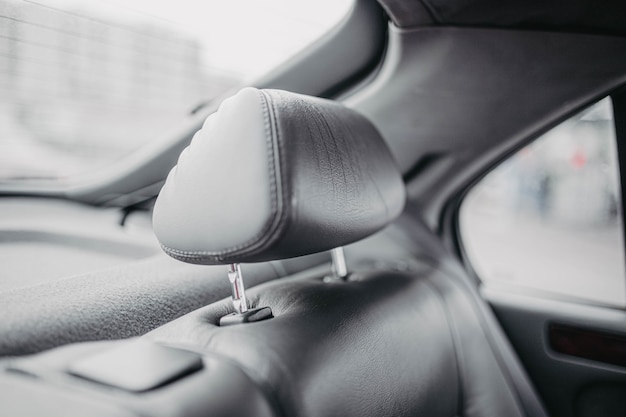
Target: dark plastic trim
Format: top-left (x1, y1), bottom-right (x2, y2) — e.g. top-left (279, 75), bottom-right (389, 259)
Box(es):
top-left (549, 323), bottom-right (626, 368)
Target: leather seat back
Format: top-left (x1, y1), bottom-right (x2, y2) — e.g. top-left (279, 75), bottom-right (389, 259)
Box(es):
top-left (0, 218), bottom-right (547, 417)
top-left (147, 218), bottom-right (544, 417)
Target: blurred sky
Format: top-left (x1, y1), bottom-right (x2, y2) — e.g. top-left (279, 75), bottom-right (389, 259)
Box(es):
top-left (49, 0), bottom-right (353, 78)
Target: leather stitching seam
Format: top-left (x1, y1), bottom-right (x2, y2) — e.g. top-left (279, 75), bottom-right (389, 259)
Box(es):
top-left (160, 89), bottom-right (285, 262)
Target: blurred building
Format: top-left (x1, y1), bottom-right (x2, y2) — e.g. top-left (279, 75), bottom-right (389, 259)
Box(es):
top-left (0, 0), bottom-right (238, 177)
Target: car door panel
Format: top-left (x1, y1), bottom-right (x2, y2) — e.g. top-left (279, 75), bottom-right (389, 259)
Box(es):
top-left (484, 288), bottom-right (626, 417)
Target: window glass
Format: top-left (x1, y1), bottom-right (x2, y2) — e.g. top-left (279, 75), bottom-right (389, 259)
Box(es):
top-left (0, 0), bottom-right (353, 181)
top-left (460, 97), bottom-right (626, 307)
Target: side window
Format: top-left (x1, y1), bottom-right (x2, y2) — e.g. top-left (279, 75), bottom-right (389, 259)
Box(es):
top-left (460, 97), bottom-right (626, 307)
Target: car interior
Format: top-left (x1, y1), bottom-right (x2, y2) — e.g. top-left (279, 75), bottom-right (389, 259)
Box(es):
top-left (2, 0), bottom-right (626, 416)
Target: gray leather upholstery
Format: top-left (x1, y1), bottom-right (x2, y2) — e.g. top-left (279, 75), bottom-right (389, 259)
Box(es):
top-left (153, 87), bottom-right (405, 265)
top-left (0, 215), bottom-right (547, 417)
top-left (1, 341), bottom-right (276, 417)
top-left (145, 221), bottom-right (534, 417)
top-left (145, 270), bottom-right (464, 417)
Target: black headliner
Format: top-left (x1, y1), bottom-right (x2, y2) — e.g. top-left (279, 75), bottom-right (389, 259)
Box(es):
top-left (378, 0), bottom-right (626, 36)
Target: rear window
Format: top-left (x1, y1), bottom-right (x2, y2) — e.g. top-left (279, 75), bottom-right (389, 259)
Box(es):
top-left (0, 0), bottom-right (352, 181)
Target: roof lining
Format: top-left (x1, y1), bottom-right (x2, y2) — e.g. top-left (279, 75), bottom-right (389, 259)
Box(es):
top-left (377, 0), bottom-right (626, 37)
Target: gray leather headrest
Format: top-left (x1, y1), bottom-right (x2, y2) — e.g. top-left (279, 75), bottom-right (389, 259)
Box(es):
top-left (153, 88), bottom-right (405, 264)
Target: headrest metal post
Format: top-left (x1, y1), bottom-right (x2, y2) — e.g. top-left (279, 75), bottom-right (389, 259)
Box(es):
top-left (227, 263), bottom-right (248, 314)
top-left (331, 247), bottom-right (348, 279)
